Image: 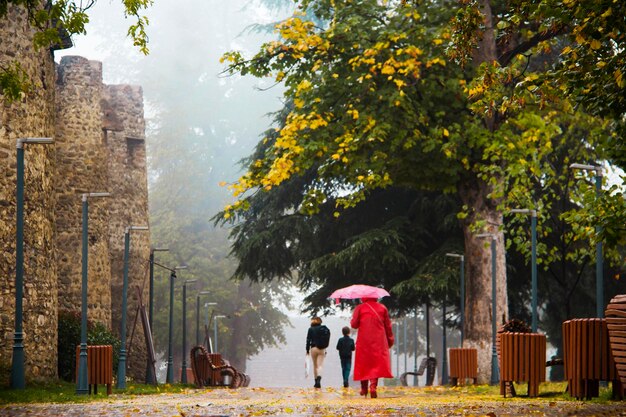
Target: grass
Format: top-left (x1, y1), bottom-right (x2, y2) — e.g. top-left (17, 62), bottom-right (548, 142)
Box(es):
top-left (0, 380), bottom-right (199, 405)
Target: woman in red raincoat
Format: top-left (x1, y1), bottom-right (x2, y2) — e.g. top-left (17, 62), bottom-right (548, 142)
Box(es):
top-left (350, 297), bottom-right (394, 398)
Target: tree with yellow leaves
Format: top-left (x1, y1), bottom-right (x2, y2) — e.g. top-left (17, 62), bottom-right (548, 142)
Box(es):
top-left (219, 0), bottom-right (616, 382)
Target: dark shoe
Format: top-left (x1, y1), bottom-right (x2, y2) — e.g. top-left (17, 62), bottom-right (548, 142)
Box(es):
top-left (343, 381), bottom-right (349, 388)
top-left (359, 380), bottom-right (368, 396)
top-left (314, 376), bottom-right (321, 388)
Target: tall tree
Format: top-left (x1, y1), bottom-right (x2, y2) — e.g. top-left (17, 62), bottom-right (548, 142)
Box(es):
top-left (220, 0), bottom-right (615, 381)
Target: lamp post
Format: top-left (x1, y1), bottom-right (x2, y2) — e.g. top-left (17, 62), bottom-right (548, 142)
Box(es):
top-left (442, 301), bottom-right (448, 385)
top-left (146, 247), bottom-right (168, 384)
top-left (11, 137), bottom-right (54, 390)
top-left (116, 225), bottom-right (149, 389)
top-left (166, 265), bottom-right (187, 384)
top-left (413, 308), bottom-right (418, 386)
top-left (214, 315), bottom-right (227, 353)
top-left (205, 302), bottom-right (217, 352)
top-left (510, 209), bottom-right (538, 332)
top-left (570, 163), bottom-right (604, 317)
top-left (77, 192), bottom-right (110, 395)
top-left (445, 253), bottom-right (465, 346)
top-left (181, 279), bottom-right (197, 384)
top-left (197, 297), bottom-right (215, 346)
top-left (476, 233), bottom-right (499, 385)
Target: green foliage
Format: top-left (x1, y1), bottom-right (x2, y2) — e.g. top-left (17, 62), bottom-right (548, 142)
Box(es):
top-left (0, 61), bottom-right (29, 102)
top-left (57, 311), bottom-right (121, 382)
top-left (0, 0), bottom-right (152, 100)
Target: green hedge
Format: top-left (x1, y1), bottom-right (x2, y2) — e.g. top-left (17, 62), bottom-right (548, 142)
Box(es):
top-left (57, 311), bottom-right (121, 382)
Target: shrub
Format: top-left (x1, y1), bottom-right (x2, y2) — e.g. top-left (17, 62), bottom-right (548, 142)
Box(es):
top-left (57, 311), bottom-right (121, 382)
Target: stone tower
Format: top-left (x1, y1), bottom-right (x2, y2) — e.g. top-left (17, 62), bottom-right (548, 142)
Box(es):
top-left (103, 85), bottom-right (151, 381)
top-left (55, 56), bottom-right (113, 324)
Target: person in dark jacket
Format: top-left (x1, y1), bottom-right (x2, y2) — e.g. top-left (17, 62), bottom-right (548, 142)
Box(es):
top-left (306, 316), bottom-right (330, 388)
top-left (336, 326), bottom-right (355, 388)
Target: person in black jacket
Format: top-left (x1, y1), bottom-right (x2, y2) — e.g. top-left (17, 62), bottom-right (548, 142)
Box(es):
top-left (306, 316), bottom-right (330, 388)
top-left (336, 326), bottom-right (355, 388)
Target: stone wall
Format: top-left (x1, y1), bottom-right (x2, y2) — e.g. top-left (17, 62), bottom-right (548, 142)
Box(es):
top-left (55, 56), bottom-right (113, 325)
top-left (104, 85), bottom-right (151, 381)
top-left (1, 4), bottom-right (151, 383)
top-left (0, 4), bottom-right (59, 381)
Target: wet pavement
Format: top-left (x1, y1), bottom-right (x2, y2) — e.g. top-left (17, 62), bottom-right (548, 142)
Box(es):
top-left (2, 386), bottom-right (626, 416)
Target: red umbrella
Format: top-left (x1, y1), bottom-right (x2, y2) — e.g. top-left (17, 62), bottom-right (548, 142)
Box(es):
top-left (329, 284), bottom-right (390, 301)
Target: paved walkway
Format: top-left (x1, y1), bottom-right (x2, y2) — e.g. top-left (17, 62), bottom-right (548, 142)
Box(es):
top-left (3, 386), bottom-right (626, 416)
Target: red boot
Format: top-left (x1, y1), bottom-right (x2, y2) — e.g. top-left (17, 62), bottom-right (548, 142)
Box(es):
top-left (369, 378), bottom-right (378, 398)
top-left (360, 380), bottom-right (368, 396)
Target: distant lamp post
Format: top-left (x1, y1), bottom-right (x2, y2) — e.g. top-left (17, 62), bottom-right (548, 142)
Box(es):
top-left (476, 233), bottom-right (500, 385)
top-left (77, 192), bottom-right (111, 395)
top-left (181, 279), bottom-right (198, 384)
top-left (166, 265), bottom-right (187, 383)
top-left (570, 163), bottom-right (604, 318)
top-left (116, 225), bottom-right (149, 389)
top-left (214, 315), bottom-right (227, 353)
top-left (445, 253), bottom-right (465, 346)
top-left (510, 208), bottom-right (539, 332)
top-left (11, 137), bottom-right (54, 390)
top-left (146, 247), bottom-right (168, 384)
top-left (196, 293), bottom-right (212, 345)
top-left (413, 308), bottom-right (418, 386)
top-left (205, 302), bottom-right (218, 352)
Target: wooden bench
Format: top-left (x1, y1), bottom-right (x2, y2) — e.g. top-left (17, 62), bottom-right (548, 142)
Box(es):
top-left (75, 345), bottom-right (113, 395)
top-left (400, 357), bottom-right (436, 386)
top-left (606, 294), bottom-right (626, 399)
top-left (190, 345), bottom-right (249, 388)
top-left (499, 332), bottom-right (546, 397)
top-left (448, 348), bottom-right (478, 386)
top-left (562, 318), bottom-right (618, 399)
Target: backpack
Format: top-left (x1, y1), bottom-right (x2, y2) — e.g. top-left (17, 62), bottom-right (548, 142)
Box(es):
top-left (317, 325), bottom-right (331, 349)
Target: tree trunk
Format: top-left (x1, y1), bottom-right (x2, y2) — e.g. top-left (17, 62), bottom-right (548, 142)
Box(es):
top-left (457, 0), bottom-right (509, 384)
top-left (459, 171), bottom-right (508, 384)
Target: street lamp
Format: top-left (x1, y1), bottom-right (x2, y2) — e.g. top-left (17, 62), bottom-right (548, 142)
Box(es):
top-left (116, 225), bottom-right (149, 389)
top-left (77, 192), bottom-right (111, 395)
top-left (205, 302), bottom-right (218, 352)
top-left (214, 315), bottom-right (227, 353)
top-left (181, 279), bottom-right (197, 384)
top-left (442, 300), bottom-right (448, 385)
top-left (570, 163), bottom-right (604, 318)
top-left (510, 209), bottom-right (539, 332)
top-left (11, 137), bottom-right (54, 390)
top-left (445, 253), bottom-right (465, 345)
top-left (166, 265), bottom-right (187, 383)
top-left (476, 233), bottom-right (500, 385)
top-left (413, 307), bottom-right (418, 386)
top-left (146, 247), bottom-right (168, 384)
top-left (196, 293), bottom-right (212, 345)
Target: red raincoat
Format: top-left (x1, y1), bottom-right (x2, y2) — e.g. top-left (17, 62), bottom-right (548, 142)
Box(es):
top-left (350, 298), bottom-right (394, 381)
